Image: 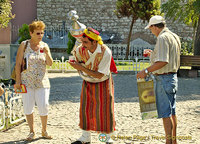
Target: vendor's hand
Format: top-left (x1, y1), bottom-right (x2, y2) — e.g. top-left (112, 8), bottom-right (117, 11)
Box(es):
top-left (136, 70), bottom-right (147, 79)
top-left (69, 61), bottom-right (83, 71)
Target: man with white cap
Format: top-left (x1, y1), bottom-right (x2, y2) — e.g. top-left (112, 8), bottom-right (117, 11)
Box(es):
top-left (137, 15), bottom-right (181, 144)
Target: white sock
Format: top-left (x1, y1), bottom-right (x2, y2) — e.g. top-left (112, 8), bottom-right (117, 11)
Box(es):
top-left (106, 133), bottom-right (114, 143)
top-left (78, 130), bottom-right (91, 142)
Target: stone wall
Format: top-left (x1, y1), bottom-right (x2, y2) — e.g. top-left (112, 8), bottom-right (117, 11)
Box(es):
top-left (37, 0), bottom-right (193, 44)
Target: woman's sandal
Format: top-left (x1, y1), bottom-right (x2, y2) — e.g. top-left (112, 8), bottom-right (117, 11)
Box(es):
top-left (26, 132), bottom-right (35, 141)
top-left (42, 131), bottom-right (53, 139)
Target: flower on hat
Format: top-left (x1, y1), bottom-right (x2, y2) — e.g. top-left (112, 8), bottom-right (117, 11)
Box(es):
top-left (83, 28), bottom-right (104, 45)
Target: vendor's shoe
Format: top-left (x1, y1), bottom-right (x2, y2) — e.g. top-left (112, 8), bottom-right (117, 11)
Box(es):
top-left (72, 130), bottom-right (91, 144)
top-left (105, 134), bottom-right (114, 144)
top-left (42, 131), bottom-right (52, 139)
top-left (26, 132), bottom-right (35, 141)
top-left (71, 141), bottom-right (90, 144)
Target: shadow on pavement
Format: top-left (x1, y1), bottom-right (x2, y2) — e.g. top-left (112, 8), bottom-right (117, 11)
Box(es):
top-left (49, 76), bottom-right (82, 103)
top-left (49, 74), bottom-right (200, 103)
top-left (1, 137), bottom-right (45, 144)
top-left (176, 77), bottom-right (200, 101)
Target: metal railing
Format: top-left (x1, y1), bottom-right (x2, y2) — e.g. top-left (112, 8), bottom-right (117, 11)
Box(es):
top-left (47, 44), bottom-right (153, 73)
top-left (0, 84), bottom-right (25, 131)
top-left (47, 57), bottom-right (151, 73)
top-left (108, 44), bottom-right (154, 60)
top-left (47, 57), bottom-right (75, 73)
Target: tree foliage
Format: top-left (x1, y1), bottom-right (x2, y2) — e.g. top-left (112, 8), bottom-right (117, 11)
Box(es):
top-left (162, 0), bottom-right (200, 56)
top-left (18, 24), bottom-right (31, 44)
top-left (67, 32), bottom-right (76, 54)
top-left (0, 0), bottom-right (15, 28)
top-left (193, 0), bottom-right (200, 14)
top-left (162, 0), bottom-right (199, 28)
top-left (115, 0), bottom-right (161, 20)
top-left (114, 0), bottom-right (161, 59)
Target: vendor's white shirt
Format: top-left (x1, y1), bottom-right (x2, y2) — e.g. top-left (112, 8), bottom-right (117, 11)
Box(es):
top-left (76, 44), bottom-right (112, 76)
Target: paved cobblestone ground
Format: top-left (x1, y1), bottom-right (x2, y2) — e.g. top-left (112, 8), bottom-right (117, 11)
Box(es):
top-left (0, 73), bottom-right (200, 144)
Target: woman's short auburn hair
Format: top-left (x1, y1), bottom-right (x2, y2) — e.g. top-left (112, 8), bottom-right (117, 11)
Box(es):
top-left (29, 21), bottom-right (45, 33)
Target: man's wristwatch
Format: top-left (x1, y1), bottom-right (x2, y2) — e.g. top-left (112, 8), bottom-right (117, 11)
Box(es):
top-left (144, 69), bottom-right (149, 74)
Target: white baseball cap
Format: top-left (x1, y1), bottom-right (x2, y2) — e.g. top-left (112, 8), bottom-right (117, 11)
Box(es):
top-left (145, 15), bottom-right (165, 29)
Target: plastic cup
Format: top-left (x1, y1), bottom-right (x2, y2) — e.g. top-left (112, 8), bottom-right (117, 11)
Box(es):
top-left (143, 53), bottom-right (148, 57)
top-left (69, 56), bottom-right (75, 62)
top-left (143, 49), bottom-right (150, 57)
top-left (40, 49), bottom-right (44, 53)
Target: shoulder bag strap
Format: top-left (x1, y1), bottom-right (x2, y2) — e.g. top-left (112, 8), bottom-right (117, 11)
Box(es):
top-left (24, 40), bottom-right (29, 52)
top-left (22, 40), bottom-right (29, 70)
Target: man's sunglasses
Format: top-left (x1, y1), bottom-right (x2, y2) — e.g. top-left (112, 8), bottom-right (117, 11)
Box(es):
top-left (36, 32), bottom-right (44, 35)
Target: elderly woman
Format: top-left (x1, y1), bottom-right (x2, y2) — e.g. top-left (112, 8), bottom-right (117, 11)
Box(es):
top-left (15, 21), bottom-right (53, 141)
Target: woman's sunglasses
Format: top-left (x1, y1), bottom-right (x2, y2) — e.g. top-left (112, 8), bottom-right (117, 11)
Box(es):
top-left (36, 32), bottom-right (44, 35)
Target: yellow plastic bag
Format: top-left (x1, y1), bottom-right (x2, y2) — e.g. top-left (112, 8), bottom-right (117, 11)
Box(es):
top-left (137, 78), bottom-right (158, 120)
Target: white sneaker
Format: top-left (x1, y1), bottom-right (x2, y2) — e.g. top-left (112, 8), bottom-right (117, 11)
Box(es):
top-left (77, 135), bottom-right (91, 143)
top-left (105, 134), bottom-right (114, 144)
top-left (77, 130), bottom-right (91, 143)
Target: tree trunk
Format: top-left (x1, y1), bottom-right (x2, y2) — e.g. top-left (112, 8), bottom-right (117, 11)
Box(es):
top-left (192, 15), bottom-right (200, 70)
top-left (125, 17), bottom-right (135, 59)
top-left (194, 15), bottom-right (200, 55)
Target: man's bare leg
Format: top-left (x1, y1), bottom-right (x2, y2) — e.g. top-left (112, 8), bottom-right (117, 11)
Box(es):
top-left (171, 115), bottom-right (177, 144)
top-left (163, 117), bottom-right (172, 144)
